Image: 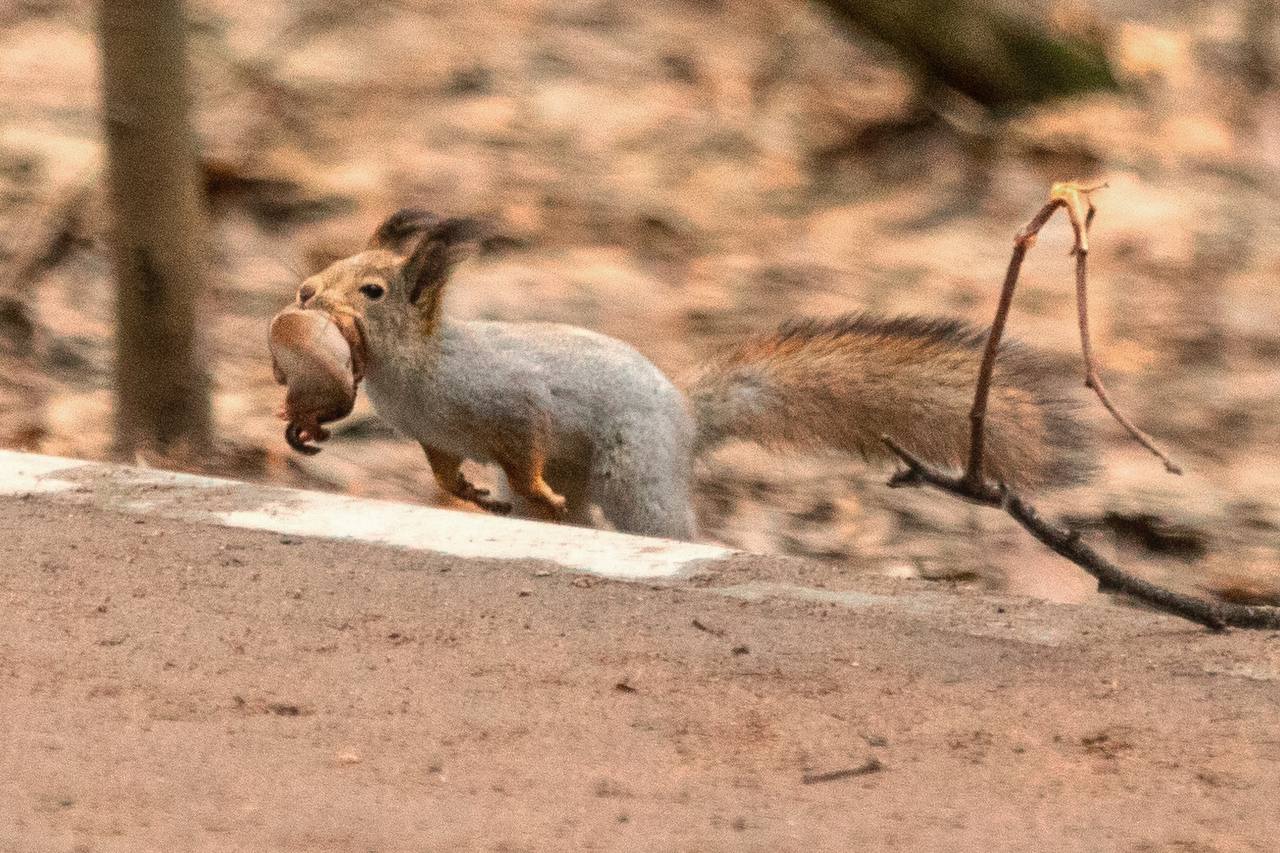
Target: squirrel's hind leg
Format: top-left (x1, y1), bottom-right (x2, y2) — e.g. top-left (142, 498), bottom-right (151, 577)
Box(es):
top-left (544, 458), bottom-right (595, 527)
top-left (493, 431), bottom-right (568, 522)
top-left (498, 456), bottom-right (567, 521)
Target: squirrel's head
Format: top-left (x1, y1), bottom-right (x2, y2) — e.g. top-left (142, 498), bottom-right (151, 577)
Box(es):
top-left (294, 209), bottom-right (479, 364)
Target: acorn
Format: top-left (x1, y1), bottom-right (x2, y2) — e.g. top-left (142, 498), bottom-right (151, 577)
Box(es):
top-left (268, 307), bottom-right (357, 455)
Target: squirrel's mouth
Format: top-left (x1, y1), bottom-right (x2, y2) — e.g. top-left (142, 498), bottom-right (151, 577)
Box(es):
top-left (322, 309), bottom-right (369, 385)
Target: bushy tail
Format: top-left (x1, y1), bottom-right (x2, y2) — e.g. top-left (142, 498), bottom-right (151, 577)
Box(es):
top-left (683, 314), bottom-right (1093, 490)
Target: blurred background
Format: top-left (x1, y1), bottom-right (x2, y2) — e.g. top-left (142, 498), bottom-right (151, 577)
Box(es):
top-left (2, 0), bottom-right (1277, 604)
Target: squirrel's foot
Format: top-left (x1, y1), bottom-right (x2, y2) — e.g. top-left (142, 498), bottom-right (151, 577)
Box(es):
top-left (493, 461), bottom-right (567, 523)
top-left (527, 483), bottom-right (568, 522)
top-left (456, 480), bottom-right (513, 516)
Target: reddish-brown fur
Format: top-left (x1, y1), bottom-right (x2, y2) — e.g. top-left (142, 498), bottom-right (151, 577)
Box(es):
top-left (685, 314), bottom-right (1092, 490)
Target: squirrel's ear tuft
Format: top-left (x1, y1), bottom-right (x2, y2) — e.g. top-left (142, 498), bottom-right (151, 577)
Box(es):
top-left (367, 208), bottom-right (439, 253)
top-left (403, 217), bottom-right (482, 305)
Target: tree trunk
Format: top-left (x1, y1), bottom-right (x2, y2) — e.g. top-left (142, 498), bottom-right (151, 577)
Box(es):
top-left (97, 0), bottom-right (211, 458)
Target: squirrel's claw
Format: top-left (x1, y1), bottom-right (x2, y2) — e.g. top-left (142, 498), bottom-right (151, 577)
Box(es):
top-left (456, 480), bottom-right (512, 515)
top-left (474, 496), bottom-right (513, 515)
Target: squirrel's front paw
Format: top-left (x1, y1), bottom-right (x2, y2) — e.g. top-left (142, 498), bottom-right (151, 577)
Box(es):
top-left (457, 481), bottom-right (513, 515)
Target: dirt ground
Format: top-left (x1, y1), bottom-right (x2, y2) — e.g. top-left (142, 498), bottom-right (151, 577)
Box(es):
top-left (3, 493), bottom-right (1279, 852)
top-left (2, 0), bottom-right (1279, 606)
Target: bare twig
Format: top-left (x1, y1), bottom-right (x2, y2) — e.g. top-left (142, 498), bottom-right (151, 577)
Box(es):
top-left (802, 757), bottom-right (884, 785)
top-left (964, 182), bottom-right (1180, 484)
top-left (885, 437), bottom-right (1280, 631)
top-left (884, 182), bottom-right (1278, 631)
top-left (691, 617), bottom-right (725, 636)
top-left (963, 196), bottom-right (1062, 488)
top-left (1059, 184), bottom-right (1183, 474)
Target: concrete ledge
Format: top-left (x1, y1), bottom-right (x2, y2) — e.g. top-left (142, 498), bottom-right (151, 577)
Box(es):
top-left (0, 449), bottom-right (1226, 652)
top-left (0, 450), bottom-right (732, 580)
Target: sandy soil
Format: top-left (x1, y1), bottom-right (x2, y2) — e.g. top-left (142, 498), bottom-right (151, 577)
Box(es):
top-left (3, 493), bottom-right (1280, 851)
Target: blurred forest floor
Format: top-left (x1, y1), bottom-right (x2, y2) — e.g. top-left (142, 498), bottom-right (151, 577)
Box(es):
top-left (2, 0), bottom-right (1278, 604)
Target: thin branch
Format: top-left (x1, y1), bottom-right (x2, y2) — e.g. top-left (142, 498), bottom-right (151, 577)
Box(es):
top-left (886, 437), bottom-right (1280, 631)
top-left (1064, 192), bottom-right (1183, 473)
top-left (883, 182), bottom-right (1277, 632)
top-left (965, 182), bottom-right (1180, 479)
top-left (963, 197), bottom-right (1064, 487)
top-left (801, 757), bottom-right (884, 785)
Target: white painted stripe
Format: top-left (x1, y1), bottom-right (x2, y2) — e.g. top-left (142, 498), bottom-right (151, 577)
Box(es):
top-left (0, 452), bottom-right (86, 493)
top-left (0, 450), bottom-right (733, 579)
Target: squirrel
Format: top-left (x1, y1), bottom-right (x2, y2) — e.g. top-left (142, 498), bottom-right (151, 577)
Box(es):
top-left (289, 208), bottom-right (1093, 540)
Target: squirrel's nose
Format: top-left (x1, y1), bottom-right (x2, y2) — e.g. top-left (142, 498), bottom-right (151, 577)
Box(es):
top-left (297, 284), bottom-right (317, 306)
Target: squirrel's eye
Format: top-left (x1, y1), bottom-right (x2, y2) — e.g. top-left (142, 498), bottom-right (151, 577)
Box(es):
top-left (359, 282), bottom-right (386, 300)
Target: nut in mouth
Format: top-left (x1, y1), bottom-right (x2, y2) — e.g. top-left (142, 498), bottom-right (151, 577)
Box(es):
top-left (270, 305), bottom-right (368, 456)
